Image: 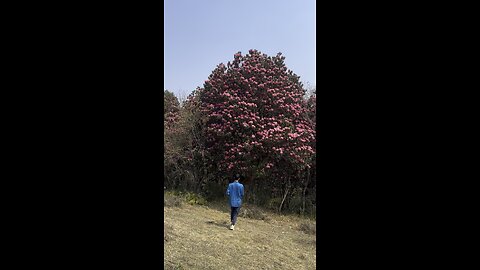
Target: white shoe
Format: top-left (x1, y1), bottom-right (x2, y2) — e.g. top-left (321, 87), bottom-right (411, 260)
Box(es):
top-left (229, 224), bottom-right (234, 230)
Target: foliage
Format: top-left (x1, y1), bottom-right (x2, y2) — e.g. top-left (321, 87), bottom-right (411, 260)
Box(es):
top-left (199, 49), bottom-right (315, 184)
top-left (164, 90), bottom-right (180, 115)
top-left (164, 191), bottom-right (207, 206)
top-left (184, 192), bottom-right (207, 206)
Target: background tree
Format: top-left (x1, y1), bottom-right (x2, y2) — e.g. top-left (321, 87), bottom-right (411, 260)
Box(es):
top-left (164, 90), bottom-right (180, 115)
top-left (164, 90), bottom-right (183, 188)
top-left (164, 88), bottom-right (212, 194)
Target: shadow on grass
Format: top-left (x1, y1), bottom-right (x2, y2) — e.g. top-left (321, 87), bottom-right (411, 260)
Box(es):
top-left (205, 220), bottom-right (229, 229)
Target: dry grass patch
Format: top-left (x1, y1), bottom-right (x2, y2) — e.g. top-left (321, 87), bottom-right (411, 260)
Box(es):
top-left (298, 221), bottom-right (316, 235)
top-left (238, 204), bottom-right (270, 221)
top-left (164, 192), bottom-right (183, 207)
top-left (164, 203), bottom-right (316, 269)
top-left (164, 222), bottom-right (175, 242)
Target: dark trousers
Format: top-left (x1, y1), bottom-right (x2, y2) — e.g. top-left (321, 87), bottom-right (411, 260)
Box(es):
top-left (230, 207), bottom-right (240, 225)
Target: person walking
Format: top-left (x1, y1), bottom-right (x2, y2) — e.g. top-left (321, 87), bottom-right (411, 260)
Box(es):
top-left (226, 174), bottom-right (244, 230)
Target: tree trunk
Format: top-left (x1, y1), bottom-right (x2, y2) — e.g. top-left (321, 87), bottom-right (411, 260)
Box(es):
top-left (302, 169), bottom-right (310, 215)
top-left (279, 177), bottom-right (291, 213)
top-left (243, 171), bottom-right (254, 204)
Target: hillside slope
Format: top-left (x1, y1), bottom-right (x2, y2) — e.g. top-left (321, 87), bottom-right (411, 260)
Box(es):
top-left (164, 203), bottom-right (316, 269)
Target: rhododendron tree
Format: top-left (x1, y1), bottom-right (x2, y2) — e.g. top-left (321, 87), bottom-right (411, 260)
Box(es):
top-left (164, 90), bottom-right (181, 187)
top-left (164, 90), bottom-right (180, 130)
top-left (199, 50), bottom-right (316, 189)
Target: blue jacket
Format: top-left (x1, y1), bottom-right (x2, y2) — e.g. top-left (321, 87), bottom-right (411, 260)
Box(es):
top-left (226, 181), bottom-right (244, 207)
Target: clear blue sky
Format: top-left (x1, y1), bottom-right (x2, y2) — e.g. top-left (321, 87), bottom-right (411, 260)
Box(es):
top-left (164, 0), bottom-right (316, 99)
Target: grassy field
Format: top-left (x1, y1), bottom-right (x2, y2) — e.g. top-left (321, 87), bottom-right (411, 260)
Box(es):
top-left (164, 194), bottom-right (316, 269)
